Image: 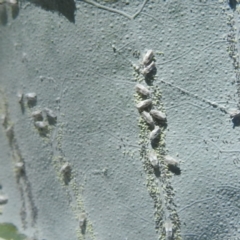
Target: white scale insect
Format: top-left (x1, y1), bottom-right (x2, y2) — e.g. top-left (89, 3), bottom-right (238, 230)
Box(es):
top-left (142, 61), bottom-right (156, 76)
top-left (149, 150), bottom-right (159, 168)
top-left (25, 92), bottom-right (37, 103)
top-left (136, 99), bottom-right (152, 112)
top-left (164, 155), bottom-right (179, 167)
top-left (60, 162), bottom-right (71, 175)
top-left (34, 121), bottom-right (48, 130)
top-left (0, 195), bottom-right (8, 205)
top-left (143, 50), bottom-right (154, 66)
top-left (164, 218), bottom-right (173, 240)
top-left (135, 83), bottom-right (150, 97)
top-left (79, 212), bottom-right (87, 229)
top-left (31, 110), bottom-right (43, 121)
top-left (150, 109), bottom-right (166, 121)
top-left (149, 126), bottom-right (161, 142)
top-left (6, 125), bottom-right (14, 140)
top-left (15, 162), bottom-right (24, 170)
top-left (44, 108), bottom-right (57, 120)
top-left (141, 111), bottom-right (154, 128)
top-left (17, 92), bottom-right (23, 104)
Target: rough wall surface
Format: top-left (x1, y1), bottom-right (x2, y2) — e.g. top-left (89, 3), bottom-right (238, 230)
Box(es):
top-left (0, 0), bottom-right (240, 240)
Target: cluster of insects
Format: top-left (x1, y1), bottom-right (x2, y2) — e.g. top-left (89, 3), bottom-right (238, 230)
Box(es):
top-left (135, 50), bottom-right (180, 171)
top-left (18, 92), bottom-right (57, 134)
top-left (135, 50), bottom-right (182, 240)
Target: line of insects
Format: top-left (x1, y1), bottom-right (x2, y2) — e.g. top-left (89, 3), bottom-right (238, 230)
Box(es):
top-left (135, 50), bottom-right (180, 239)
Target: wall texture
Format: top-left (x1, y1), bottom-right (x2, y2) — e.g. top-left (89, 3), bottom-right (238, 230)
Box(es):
top-left (1, 0), bottom-right (240, 240)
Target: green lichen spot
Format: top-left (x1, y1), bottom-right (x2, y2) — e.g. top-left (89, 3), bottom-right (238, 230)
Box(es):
top-left (0, 223), bottom-right (27, 240)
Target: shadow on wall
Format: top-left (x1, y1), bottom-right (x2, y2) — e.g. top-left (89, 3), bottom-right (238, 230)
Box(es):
top-left (0, 0), bottom-right (76, 26)
top-left (0, 0), bottom-right (19, 26)
top-left (229, 0), bottom-right (238, 10)
top-left (28, 0), bottom-right (76, 23)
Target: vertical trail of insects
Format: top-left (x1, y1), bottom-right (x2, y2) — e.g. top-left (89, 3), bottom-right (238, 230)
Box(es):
top-left (47, 79), bottom-right (95, 240)
top-left (0, 88), bottom-right (38, 230)
top-left (133, 54), bottom-right (182, 240)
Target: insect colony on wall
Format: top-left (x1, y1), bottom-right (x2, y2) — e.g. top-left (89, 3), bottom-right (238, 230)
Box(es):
top-left (134, 49), bottom-right (181, 240)
top-left (16, 90), bottom-right (88, 234)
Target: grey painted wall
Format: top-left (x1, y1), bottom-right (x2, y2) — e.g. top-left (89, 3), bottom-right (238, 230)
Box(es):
top-left (0, 0), bottom-right (240, 240)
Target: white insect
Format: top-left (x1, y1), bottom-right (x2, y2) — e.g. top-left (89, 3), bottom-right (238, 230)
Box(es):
top-left (44, 108), bottom-right (57, 120)
top-left (1, 114), bottom-right (7, 127)
top-left (164, 219), bottom-right (173, 240)
top-left (149, 126), bottom-right (160, 142)
top-left (15, 162), bottom-right (24, 170)
top-left (9, 0), bottom-right (18, 4)
top-left (149, 150), bottom-right (159, 168)
top-left (17, 92), bottom-right (23, 103)
top-left (135, 83), bottom-right (150, 96)
top-left (150, 109), bottom-right (166, 121)
top-left (5, 125), bottom-right (14, 140)
top-left (15, 162), bottom-right (24, 174)
top-left (141, 61), bottom-right (156, 76)
top-left (164, 155), bottom-right (179, 167)
top-left (136, 99), bottom-right (152, 111)
top-left (229, 108), bottom-right (240, 118)
top-left (34, 121), bottom-right (48, 130)
top-left (79, 212), bottom-right (87, 229)
top-left (25, 92), bottom-right (37, 103)
top-left (60, 162), bottom-right (71, 175)
top-left (0, 195), bottom-right (8, 205)
top-left (141, 111), bottom-right (154, 128)
top-left (31, 110), bottom-right (43, 121)
top-left (143, 50), bottom-right (154, 66)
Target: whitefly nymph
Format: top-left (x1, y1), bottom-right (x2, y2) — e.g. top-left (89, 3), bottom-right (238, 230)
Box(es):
top-left (149, 150), bottom-right (159, 168)
top-left (6, 125), bottom-right (14, 140)
top-left (15, 162), bottom-right (24, 175)
top-left (136, 99), bottom-right (152, 112)
top-left (149, 126), bottom-right (161, 142)
top-left (17, 92), bottom-right (23, 103)
top-left (142, 61), bottom-right (156, 76)
top-left (164, 155), bottom-right (179, 167)
top-left (143, 49), bottom-right (154, 66)
top-left (135, 83), bottom-right (150, 97)
top-left (1, 114), bottom-right (7, 127)
top-left (25, 92), bottom-right (37, 103)
top-left (150, 109), bottom-right (167, 121)
top-left (15, 162), bottom-right (24, 170)
top-left (34, 121), bottom-right (48, 130)
top-left (164, 218), bottom-right (173, 240)
top-left (0, 195), bottom-right (8, 205)
top-left (79, 212), bottom-right (87, 229)
top-left (141, 111), bottom-right (154, 128)
top-left (44, 108), bottom-right (57, 120)
top-left (31, 110), bottom-right (43, 121)
top-left (60, 162), bottom-right (71, 175)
